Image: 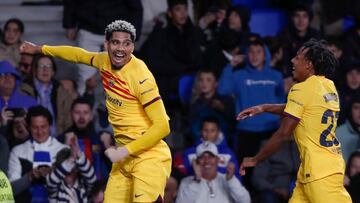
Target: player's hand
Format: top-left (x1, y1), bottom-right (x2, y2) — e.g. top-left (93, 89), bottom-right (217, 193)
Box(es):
top-left (20, 41), bottom-right (42, 54)
top-left (105, 146), bottom-right (129, 163)
top-left (226, 162), bottom-right (235, 180)
top-left (239, 157), bottom-right (257, 176)
top-left (237, 105), bottom-right (263, 120)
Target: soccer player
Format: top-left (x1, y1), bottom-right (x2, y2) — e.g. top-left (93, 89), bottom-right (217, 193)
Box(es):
top-left (238, 39), bottom-right (352, 203)
top-left (20, 20), bottom-right (171, 203)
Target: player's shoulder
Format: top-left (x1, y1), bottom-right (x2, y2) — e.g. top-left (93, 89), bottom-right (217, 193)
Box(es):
top-left (288, 82), bottom-right (308, 94)
top-left (127, 56), bottom-right (153, 78)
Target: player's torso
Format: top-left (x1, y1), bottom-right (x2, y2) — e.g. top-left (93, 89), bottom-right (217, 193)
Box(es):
top-left (99, 56), bottom-right (151, 139)
top-left (294, 76), bottom-right (345, 182)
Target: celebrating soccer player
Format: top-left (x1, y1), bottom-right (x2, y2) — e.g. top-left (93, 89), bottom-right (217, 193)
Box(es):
top-left (238, 39), bottom-right (352, 203)
top-left (20, 20), bottom-right (171, 203)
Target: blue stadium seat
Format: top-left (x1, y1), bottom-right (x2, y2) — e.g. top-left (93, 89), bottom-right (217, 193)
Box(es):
top-left (343, 16), bottom-right (355, 31)
top-left (178, 74), bottom-right (196, 105)
top-left (249, 9), bottom-right (287, 37)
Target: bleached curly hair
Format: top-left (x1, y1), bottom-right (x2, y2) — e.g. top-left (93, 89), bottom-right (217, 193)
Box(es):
top-left (105, 20), bottom-right (136, 41)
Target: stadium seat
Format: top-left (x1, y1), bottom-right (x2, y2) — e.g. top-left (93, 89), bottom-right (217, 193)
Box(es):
top-left (249, 9), bottom-right (287, 37)
top-left (178, 74), bottom-right (196, 105)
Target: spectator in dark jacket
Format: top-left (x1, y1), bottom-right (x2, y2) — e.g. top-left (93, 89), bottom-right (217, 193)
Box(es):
top-left (140, 0), bottom-right (203, 103)
top-left (277, 4), bottom-right (321, 75)
top-left (62, 0), bottom-right (143, 95)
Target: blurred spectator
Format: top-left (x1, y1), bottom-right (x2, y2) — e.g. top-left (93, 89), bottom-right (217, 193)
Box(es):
top-left (0, 18), bottom-right (24, 67)
top-left (251, 139), bottom-right (300, 203)
top-left (0, 61), bottom-right (37, 127)
top-left (176, 142), bottom-right (250, 203)
top-left (193, 0), bottom-right (232, 24)
top-left (338, 62), bottom-right (360, 124)
top-left (89, 180), bottom-right (106, 203)
top-left (218, 40), bottom-right (285, 161)
top-left (344, 151), bottom-right (360, 203)
top-left (5, 116), bottom-right (29, 149)
top-left (336, 95), bottom-right (360, 163)
top-left (19, 54), bottom-right (73, 135)
top-left (140, 0), bottom-right (203, 104)
top-left (181, 117), bottom-right (239, 177)
top-left (62, 0), bottom-right (143, 95)
top-left (190, 70), bottom-right (235, 140)
top-left (342, 2), bottom-right (360, 61)
top-left (199, 3), bottom-right (229, 47)
top-left (8, 106), bottom-right (67, 203)
top-left (17, 53), bottom-right (34, 81)
top-left (46, 139), bottom-right (96, 203)
top-left (221, 6), bottom-right (258, 51)
top-left (277, 4), bottom-right (321, 75)
top-left (60, 79), bottom-right (79, 101)
top-left (57, 97), bottom-right (112, 179)
top-left (326, 36), bottom-right (348, 86)
top-left (203, 30), bottom-right (245, 77)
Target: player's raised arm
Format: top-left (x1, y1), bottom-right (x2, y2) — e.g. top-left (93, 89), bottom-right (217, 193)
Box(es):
top-left (20, 41), bottom-right (99, 67)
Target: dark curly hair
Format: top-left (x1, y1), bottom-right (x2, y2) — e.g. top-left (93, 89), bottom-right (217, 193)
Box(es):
top-left (302, 38), bottom-right (338, 78)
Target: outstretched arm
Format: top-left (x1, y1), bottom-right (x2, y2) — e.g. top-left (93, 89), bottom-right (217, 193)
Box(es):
top-left (239, 116), bottom-right (298, 176)
top-left (237, 104), bottom-right (286, 120)
top-left (20, 41), bottom-right (100, 66)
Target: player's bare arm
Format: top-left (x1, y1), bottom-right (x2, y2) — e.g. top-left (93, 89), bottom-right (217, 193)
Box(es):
top-left (237, 104), bottom-right (286, 120)
top-left (239, 116), bottom-right (298, 176)
top-left (20, 41), bottom-right (42, 54)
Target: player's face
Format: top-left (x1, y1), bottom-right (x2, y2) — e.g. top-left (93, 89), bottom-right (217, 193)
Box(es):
top-left (291, 47), bottom-right (312, 82)
top-left (248, 44), bottom-right (266, 69)
top-left (168, 4), bottom-right (188, 26)
top-left (292, 11), bottom-right (310, 32)
top-left (198, 72), bottom-right (217, 95)
top-left (35, 57), bottom-right (55, 84)
top-left (4, 22), bottom-right (22, 45)
top-left (71, 103), bottom-right (93, 129)
top-left (30, 116), bottom-right (51, 143)
top-left (352, 102), bottom-right (360, 126)
top-left (106, 32), bottom-right (134, 69)
top-left (201, 122), bottom-right (220, 142)
top-left (349, 156), bottom-right (360, 177)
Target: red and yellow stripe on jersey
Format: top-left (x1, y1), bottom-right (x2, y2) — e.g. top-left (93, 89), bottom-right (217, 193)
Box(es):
top-left (42, 46), bottom-right (170, 155)
top-left (284, 75), bottom-right (344, 183)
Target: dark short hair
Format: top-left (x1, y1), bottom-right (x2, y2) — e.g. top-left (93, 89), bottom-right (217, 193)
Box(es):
top-left (32, 54), bottom-right (57, 73)
top-left (201, 116), bottom-right (220, 129)
top-left (4, 18), bottom-right (24, 33)
top-left (71, 97), bottom-right (93, 111)
top-left (105, 20), bottom-right (136, 41)
top-left (26, 105), bottom-right (53, 125)
top-left (167, 0), bottom-right (187, 9)
top-left (302, 39), bottom-right (338, 77)
top-left (346, 151), bottom-right (360, 175)
top-left (291, 3), bottom-right (313, 21)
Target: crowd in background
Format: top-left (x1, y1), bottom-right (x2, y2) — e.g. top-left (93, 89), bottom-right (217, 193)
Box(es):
top-left (0, 0), bottom-right (359, 202)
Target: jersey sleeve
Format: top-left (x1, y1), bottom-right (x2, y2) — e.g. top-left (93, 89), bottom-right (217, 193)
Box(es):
top-left (42, 45), bottom-right (106, 69)
top-left (283, 85), bottom-right (309, 121)
top-left (133, 67), bottom-right (163, 108)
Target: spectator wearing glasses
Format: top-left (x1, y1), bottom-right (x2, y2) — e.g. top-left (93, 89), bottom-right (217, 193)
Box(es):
top-left (17, 53), bottom-right (34, 81)
top-left (0, 18), bottom-right (25, 67)
top-left (19, 54), bottom-right (74, 135)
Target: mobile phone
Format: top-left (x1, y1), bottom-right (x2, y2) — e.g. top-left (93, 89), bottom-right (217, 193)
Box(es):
top-left (6, 107), bottom-right (26, 117)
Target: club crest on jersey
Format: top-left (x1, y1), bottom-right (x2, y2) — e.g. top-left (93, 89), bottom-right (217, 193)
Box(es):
top-left (108, 78), bottom-right (115, 87)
